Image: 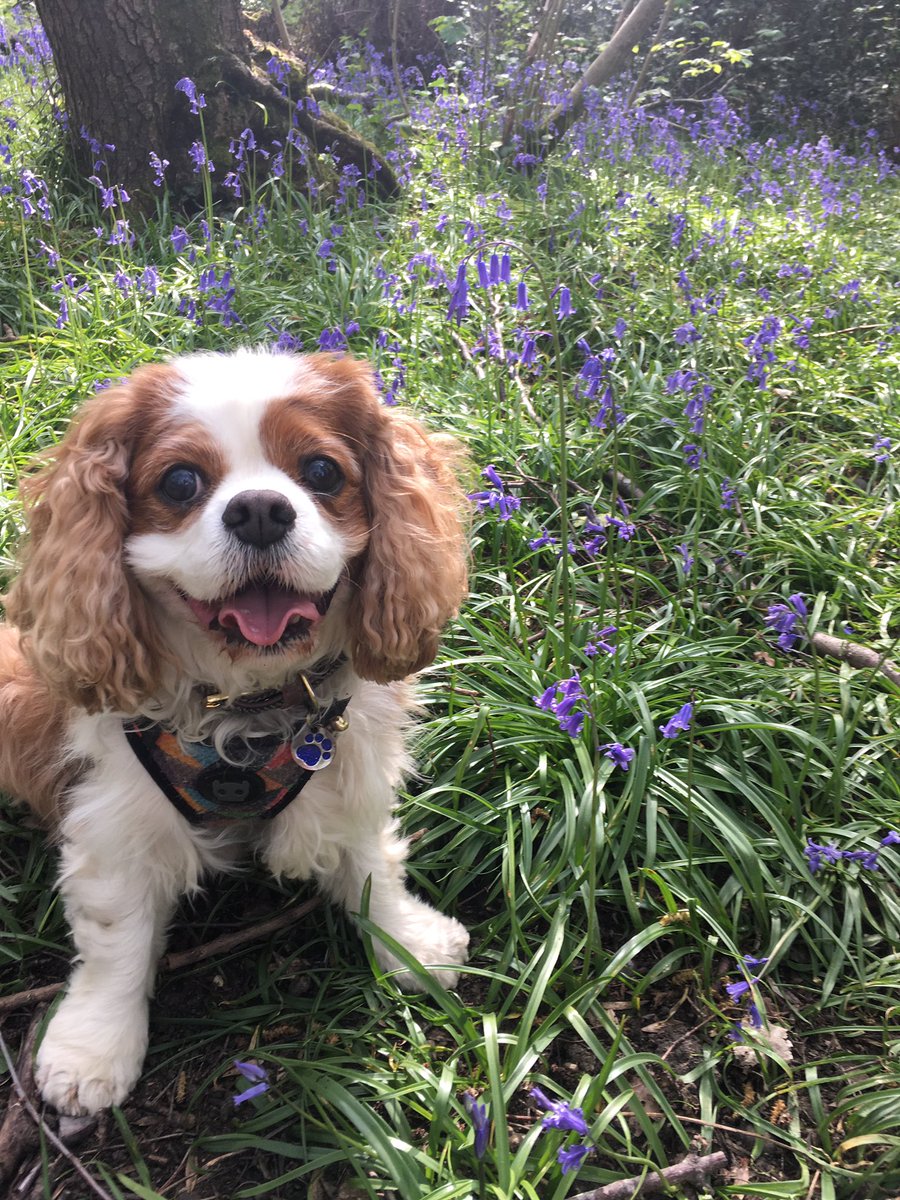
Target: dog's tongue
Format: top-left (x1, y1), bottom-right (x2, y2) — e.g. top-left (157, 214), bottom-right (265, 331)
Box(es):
top-left (218, 585), bottom-right (321, 646)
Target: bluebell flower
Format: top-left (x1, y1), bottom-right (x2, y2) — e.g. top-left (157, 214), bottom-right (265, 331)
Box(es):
top-left (555, 286), bottom-right (575, 319)
top-left (534, 676), bottom-right (588, 739)
top-left (557, 1142), bottom-right (590, 1175)
top-left (467, 465), bottom-right (521, 521)
top-left (188, 140), bottom-right (214, 174)
top-left (446, 263), bottom-right (469, 325)
top-left (149, 150), bottom-right (169, 187)
top-left (665, 368), bottom-right (699, 395)
top-left (600, 742), bottom-right (635, 771)
top-left (175, 76), bottom-right (206, 114)
top-left (233, 1060), bottom-right (269, 1105)
top-left (529, 529), bottom-right (558, 550)
top-left (725, 978), bottom-right (757, 1002)
top-left (463, 1092), bottom-right (489, 1159)
top-left (765, 594), bottom-right (807, 651)
top-left (586, 625), bottom-right (617, 656)
top-left (873, 436), bottom-right (891, 463)
top-left (530, 1087), bottom-right (590, 1135)
top-left (678, 543), bottom-right (694, 574)
top-left (673, 321), bottom-right (701, 345)
top-left (839, 848), bottom-right (880, 870)
top-left (881, 831), bottom-right (900, 846)
top-left (516, 280), bottom-right (529, 311)
top-left (659, 701), bottom-right (693, 739)
top-left (803, 839), bottom-right (843, 874)
top-left (683, 443), bottom-right (704, 470)
top-left (720, 478), bottom-right (736, 510)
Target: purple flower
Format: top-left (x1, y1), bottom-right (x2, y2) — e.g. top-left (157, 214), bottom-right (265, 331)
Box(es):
top-left (765, 594), bottom-right (807, 651)
top-left (665, 369), bottom-right (699, 395)
top-left (600, 742), bottom-right (635, 771)
top-left (556, 286), bottom-right (575, 319)
top-left (149, 150), bottom-right (169, 187)
top-left (446, 263), bottom-right (469, 325)
top-left (529, 529), bottom-right (558, 550)
top-left (468, 465), bottom-right (521, 521)
top-left (803, 840), bottom-right (843, 874)
top-left (188, 140), bottom-right (214, 174)
top-left (881, 831), bottom-right (900, 846)
top-left (233, 1060), bottom-right (269, 1106)
top-left (175, 76), bottom-right (206, 114)
top-left (534, 675), bottom-right (589, 739)
top-left (683, 443), bottom-right (704, 470)
top-left (659, 701), bottom-right (693, 739)
top-left (464, 1092), bottom-right (489, 1159)
top-left (557, 1142), bottom-right (590, 1175)
top-left (725, 979), bottom-right (757, 1002)
top-left (530, 1087), bottom-right (590, 1135)
top-left (873, 437), bottom-right (891, 463)
top-left (787, 593), bottom-right (807, 618)
top-left (720, 478), bottom-right (736, 510)
top-left (516, 280), bottom-right (529, 311)
top-left (743, 954), bottom-right (769, 967)
top-left (842, 849), bottom-right (880, 870)
top-left (586, 625), bottom-right (617, 656)
top-left (170, 225), bottom-right (190, 253)
top-left (678, 542), bottom-right (694, 574)
top-left (673, 321), bottom-right (701, 345)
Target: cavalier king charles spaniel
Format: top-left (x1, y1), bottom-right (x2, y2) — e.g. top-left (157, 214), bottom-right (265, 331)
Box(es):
top-left (0, 349), bottom-right (469, 1115)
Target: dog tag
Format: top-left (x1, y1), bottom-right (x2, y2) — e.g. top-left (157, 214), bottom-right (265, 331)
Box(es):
top-left (291, 725), bottom-right (336, 771)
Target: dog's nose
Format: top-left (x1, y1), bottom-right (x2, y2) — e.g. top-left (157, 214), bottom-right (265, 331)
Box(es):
top-left (222, 490), bottom-right (296, 548)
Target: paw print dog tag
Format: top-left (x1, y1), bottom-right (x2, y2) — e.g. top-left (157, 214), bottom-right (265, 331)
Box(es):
top-left (291, 727), bottom-right (335, 771)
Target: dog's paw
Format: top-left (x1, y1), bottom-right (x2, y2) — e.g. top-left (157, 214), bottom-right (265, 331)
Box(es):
top-left (36, 999), bottom-right (148, 1115)
top-left (375, 903), bottom-right (469, 990)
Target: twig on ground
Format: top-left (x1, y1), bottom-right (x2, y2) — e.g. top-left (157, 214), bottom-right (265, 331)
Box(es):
top-left (0, 1025), bottom-right (113, 1200)
top-left (0, 1012), bottom-right (42, 1186)
top-left (566, 1150), bottom-right (728, 1200)
top-left (0, 895), bottom-right (322, 1015)
top-left (810, 631), bottom-right (900, 687)
top-left (602, 468), bottom-right (645, 502)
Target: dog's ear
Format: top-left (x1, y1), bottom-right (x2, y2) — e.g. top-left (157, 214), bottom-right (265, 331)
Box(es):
top-left (313, 357), bottom-right (469, 683)
top-left (5, 369), bottom-right (172, 713)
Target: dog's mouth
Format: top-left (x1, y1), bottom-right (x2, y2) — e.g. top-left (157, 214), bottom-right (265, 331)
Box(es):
top-left (180, 582), bottom-right (336, 649)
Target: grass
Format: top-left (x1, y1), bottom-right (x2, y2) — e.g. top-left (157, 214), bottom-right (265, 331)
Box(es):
top-left (1, 11), bottom-right (900, 1199)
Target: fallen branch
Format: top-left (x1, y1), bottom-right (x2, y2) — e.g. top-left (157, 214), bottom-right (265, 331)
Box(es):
top-left (567, 1150), bottom-right (728, 1200)
top-left (0, 895), bottom-right (322, 1015)
top-left (0, 1025), bottom-right (114, 1200)
top-left (810, 632), bottom-right (900, 688)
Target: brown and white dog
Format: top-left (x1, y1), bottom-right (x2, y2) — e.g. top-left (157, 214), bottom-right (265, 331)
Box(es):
top-left (0, 349), bottom-right (469, 1115)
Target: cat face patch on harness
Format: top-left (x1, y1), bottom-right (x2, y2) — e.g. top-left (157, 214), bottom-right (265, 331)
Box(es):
top-left (124, 697), bottom-right (349, 825)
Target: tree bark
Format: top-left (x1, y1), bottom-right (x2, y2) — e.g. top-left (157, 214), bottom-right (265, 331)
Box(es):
top-left (507, 0), bottom-right (666, 159)
top-left (32, 0), bottom-right (398, 206)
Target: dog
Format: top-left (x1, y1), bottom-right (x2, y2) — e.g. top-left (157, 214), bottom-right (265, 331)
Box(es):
top-left (0, 349), bottom-right (470, 1115)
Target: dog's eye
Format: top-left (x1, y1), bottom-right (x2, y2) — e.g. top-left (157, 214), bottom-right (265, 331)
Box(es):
top-left (159, 466), bottom-right (204, 504)
top-left (302, 456), bottom-right (344, 496)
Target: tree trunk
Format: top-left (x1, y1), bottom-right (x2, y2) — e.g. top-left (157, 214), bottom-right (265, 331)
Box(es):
top-left (32, 0), bottom-right (398, 206)
top-left (506, 0), bottom-right (666, 160)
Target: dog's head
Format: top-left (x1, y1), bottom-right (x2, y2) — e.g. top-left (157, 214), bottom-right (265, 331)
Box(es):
top-left (6, 351), bottom-right (468, 712)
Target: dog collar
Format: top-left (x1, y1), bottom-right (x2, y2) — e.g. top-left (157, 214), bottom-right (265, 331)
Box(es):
top-left (201, 655), bottom-right (347, 712)
top-left (124, 696), bottom-right (350, 825)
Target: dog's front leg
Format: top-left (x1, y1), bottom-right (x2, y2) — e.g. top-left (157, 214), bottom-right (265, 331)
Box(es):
top-left (315, 820), bottom-right (470, 990)
top-left (36, 842), bottom-right (175, 1115)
